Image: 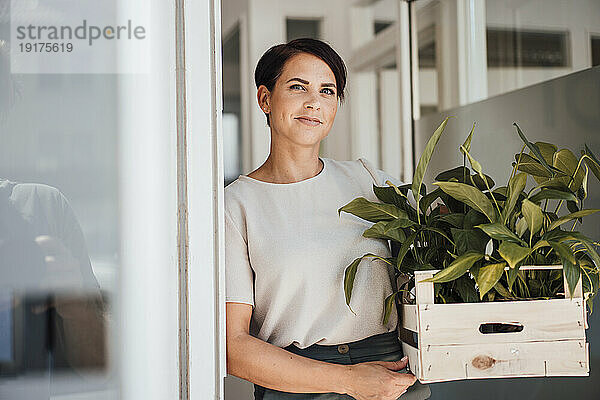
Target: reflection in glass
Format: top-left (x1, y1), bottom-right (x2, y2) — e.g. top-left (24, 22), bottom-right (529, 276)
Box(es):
top-left (223, 113), bottom-right (241, 183)
top-left (1, 1), bottom-right (115, 398)
top-left (592, 36), bottom-right (600, 67)
top-left (486, 28), bottom-right (570, 68)
top-left (413, 0), bottom-right (600, 117)
top-left (223, 26), bottom-right (242, 185)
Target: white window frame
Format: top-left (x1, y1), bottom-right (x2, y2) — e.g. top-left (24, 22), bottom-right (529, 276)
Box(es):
top-left (586, 29), bottom-right (600, 67)
top-left (117, 0), bottom-right (225, 399)
top-left (185, 0), bottom-right (226, 398)
top-left (348, 0), bottom-right (414, 181)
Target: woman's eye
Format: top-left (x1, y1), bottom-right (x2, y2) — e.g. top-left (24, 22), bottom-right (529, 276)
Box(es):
top-left (290, 84), bottom-right (304, 90)
top-left (321, 88), bottom-right (335, 95)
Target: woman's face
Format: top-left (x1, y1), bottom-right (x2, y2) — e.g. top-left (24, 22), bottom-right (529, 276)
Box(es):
top-left (259, 52), bottom-right (338, 149)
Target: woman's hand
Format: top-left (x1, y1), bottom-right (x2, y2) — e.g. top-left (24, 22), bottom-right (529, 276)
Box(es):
top-left (343, 356), bottom-right (417, 400)
top-left (227, 303), bottom-right (415, 396)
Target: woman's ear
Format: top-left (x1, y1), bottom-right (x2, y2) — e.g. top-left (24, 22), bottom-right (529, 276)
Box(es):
top-left (257, 85), bottom-right (271, 114)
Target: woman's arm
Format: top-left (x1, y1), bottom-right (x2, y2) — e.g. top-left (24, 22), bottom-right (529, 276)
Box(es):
top-left (227, 303), bottom-right (416, 399)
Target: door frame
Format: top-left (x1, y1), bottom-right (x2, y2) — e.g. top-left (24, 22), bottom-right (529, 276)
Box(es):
top-left (182, 0), bottom-right (226, 398)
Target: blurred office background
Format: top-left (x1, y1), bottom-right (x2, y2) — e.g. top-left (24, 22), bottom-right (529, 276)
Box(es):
top-left (222, 0), bottom-right (600, 399)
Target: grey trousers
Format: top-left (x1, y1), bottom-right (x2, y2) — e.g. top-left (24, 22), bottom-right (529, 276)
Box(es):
top-left (254, 331), bottom-right (431, 400)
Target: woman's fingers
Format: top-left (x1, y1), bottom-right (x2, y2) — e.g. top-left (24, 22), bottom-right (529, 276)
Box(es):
top-left (371, 356), bottom-right (409, 371)
top-left (374, 357), bottom-right (417, 386)
top-left (346, 360), bottom-right (418, 400)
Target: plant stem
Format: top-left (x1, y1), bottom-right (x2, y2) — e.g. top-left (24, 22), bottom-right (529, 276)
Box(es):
top-left (416, 196), bottom-right (421, 225)
top-left (510, 145), bottom-right (527, 182)
top-left (581, 267), bottom-right (592, 292)
top-left (484, 179), bottom-right (502, 217)
top-left (366, 254), bottom-right (393, 265)
top-left (463, 154), bottom-right (467, 214)
top-left (554, 200), bottom-right (563, 215)
top-left (569, 155), bottom-right (591, 190)
top-left (463, 147), bottom-right (501, 217)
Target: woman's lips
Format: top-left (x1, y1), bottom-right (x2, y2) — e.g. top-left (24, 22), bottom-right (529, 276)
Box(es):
top-left (295, 117), bottom-right (322, 127)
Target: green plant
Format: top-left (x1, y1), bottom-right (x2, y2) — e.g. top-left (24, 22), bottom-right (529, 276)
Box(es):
top-left (340, 119), bottom-right (600, 323)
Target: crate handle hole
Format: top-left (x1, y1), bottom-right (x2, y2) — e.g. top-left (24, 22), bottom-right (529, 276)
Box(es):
top-left (479, 323), bottom-right (523, 334)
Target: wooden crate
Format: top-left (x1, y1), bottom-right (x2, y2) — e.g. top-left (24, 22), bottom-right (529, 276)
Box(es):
top-left (399, 265), bottom-right (590, 383)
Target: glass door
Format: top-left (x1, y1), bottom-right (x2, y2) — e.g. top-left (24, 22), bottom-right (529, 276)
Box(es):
top-left (1, 0), bottom-right (224, 399)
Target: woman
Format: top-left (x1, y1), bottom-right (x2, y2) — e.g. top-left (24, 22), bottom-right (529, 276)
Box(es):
top-left (225, 38), bottom-right (430, 400)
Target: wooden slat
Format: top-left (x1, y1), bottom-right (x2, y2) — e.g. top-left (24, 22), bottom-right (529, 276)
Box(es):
top-left (402, 343), bottom-right (421, 379)
top-left (517, 265), bottom-right (564, 271)
top-left (406, 264), bottom-right (590, 382)
top-left (418, 340), bottom-right (588, 383)
top-left (418, 299), bottom-right (586, 345)
top-left (414, 270), bottom-right (434, 304)
top-left (586, 343), bottom-right (590, 371)
top-left (413, 266), bottom-right (582, 305)
top-left (401, 304), bottom-right (418, 332)
top-left (416, 265), bottom-right (564, 276)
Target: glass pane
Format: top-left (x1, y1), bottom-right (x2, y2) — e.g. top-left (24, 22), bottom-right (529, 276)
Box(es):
top-left (486, 28), bottom-right (570, 67)
top-left (1, 10), bottom-right (115, 400)
top-left (370, 0), bottom-right (398, 36)
top-left (0, 66), bottom-right (115, 396)
top-left (1, 0), bottom-right (162, 398)
top-left (413, 0), bottom-right (600, 117)
top-left (223, 27), bottom-right (242, 185)
top-left (592, 36), bottom-right (600, 67)
top-left (286, 18), bottom-right (321, 41)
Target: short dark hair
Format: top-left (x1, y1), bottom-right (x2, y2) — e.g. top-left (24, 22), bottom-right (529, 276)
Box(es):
top-left (254, 38), bottom-right (347, 126)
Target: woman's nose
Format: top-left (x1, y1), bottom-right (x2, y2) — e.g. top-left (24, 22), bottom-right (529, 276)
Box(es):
top-left (304, 94), bottom-right (320, 110)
